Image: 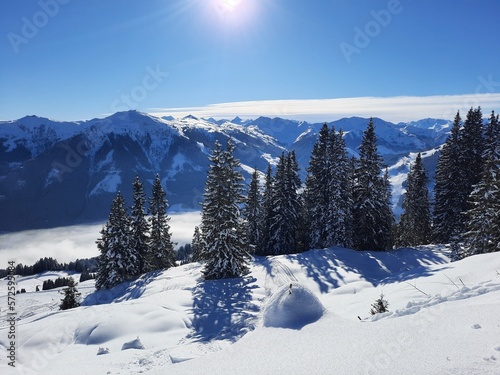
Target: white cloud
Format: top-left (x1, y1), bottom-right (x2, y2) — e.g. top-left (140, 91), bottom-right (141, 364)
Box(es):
top-left (149, 93), bottom-right (500, 123)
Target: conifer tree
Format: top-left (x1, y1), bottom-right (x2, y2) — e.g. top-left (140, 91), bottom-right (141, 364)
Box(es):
top-left (95, 192), bottom-right (137, 290)
top-left (433, 112), bottom-right (464, 243)
top-left (464, 110), bottom-right (500, 255)
top-left (191, 226), bottom-right (204, 262)
top-left (325, 127), bottom-right (353, 248)
top-left (268, 152), bottom-right (302, 254)
top-left (130, 174), bottom-right (150, 274)
top-left (59, 277), bottom-right (80, 310)
top-left (351, 118), bottom-right (393, 251)
top-left (200, 139), bottom-right (251, 280)
top-left (260, 163), bottom-right (274, 255)
top-left (304, 124), bottom-right (330, 248)
top-left (244, 168), bottom-right (262, 254)
top-left (398, 153), bottom-right (431, 247)
top-left (148, 175), bottom-right (176, 270)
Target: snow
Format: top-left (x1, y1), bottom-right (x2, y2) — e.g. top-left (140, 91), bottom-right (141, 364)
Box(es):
top-left (1, 236), bottom-right (500, 374)
top-left (262, 282), bottom-right (324, 329)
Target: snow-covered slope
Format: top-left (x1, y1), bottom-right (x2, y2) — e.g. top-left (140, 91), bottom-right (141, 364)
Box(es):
top-left (1, 243), bottom-right (499, 375)
top-left (0, 112), bottom-right (450, 232)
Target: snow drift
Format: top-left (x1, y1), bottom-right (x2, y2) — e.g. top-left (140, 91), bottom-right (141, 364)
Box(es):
top-left (263, 282), bottom-right (324, 329)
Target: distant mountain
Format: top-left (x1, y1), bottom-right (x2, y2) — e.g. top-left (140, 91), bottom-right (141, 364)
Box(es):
top-left (0, 111), bottom-right (450, 232)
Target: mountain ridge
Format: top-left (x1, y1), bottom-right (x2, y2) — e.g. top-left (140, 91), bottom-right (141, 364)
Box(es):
top-left (0, 111), bottom-right (450, 232)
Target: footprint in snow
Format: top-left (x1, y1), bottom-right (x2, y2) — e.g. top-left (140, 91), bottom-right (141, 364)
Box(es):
top-left (494, 346), bottom-right (500, 352)
top-left (483, 355), bottom-right (496, 362)
top-left (471, 323), bottom-right (481, 329)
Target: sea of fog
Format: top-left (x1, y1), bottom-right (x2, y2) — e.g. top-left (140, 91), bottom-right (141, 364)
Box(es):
top-left (0, 211), bottom-right (201, 266)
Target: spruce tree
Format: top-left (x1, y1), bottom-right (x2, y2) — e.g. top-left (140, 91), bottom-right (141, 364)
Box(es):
top-left (201, 139), bottom-right (251, 280)
top-left (351, 118), bottom-right (393, 251)
top-left (398, 153), bottom-right (431, 247)
top-left (59, 277), bottom-right (80, 310)
top-left (130, 175), bottom-right (150, 274)
top-left (148, 175), bottom-right (176, 270)
top-left (304, 124), bottom-right (330, 248)
top-left (191, 226), bottom-right (204, 262)
top-left (433, 112), bottom-right (464, 243)
top-left (464, 110), bottom-right (500, 255)
top-left (244, 168), bottom-right (262, 254)
top-left (325, 127), bottom-right (353, 248)
top-left (268, 152), bottom-right (302, 254)
top-left (260, 163), bottom-right (274, 255)
top-left (95, 192), bottom-right (137, 290)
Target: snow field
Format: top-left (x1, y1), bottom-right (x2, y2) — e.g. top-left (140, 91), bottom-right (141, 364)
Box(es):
top-left (0, 245), bottom-right (499, 374)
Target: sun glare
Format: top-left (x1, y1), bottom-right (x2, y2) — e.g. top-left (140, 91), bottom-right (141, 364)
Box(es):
top-left (215, 0), bottom-right (242, 13)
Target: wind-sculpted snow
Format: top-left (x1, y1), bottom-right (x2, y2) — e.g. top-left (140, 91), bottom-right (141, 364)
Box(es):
top-left (263, 282), bottom-right (324, 329)
top-left (1, 240), bottom-right (499, 374)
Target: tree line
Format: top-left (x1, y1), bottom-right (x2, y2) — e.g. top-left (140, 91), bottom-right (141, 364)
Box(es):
top-left (96, 110), bottom-right (499, 286)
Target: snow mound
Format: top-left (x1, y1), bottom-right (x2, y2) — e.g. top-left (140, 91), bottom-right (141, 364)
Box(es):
top-left (263, 282), bottom-right (324, 329)
top-left (121, 336), bottom-right (145, 350)
top-left (96, 347), bottom-right (109, 355)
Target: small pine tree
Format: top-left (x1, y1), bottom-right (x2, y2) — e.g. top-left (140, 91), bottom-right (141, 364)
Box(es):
top-left (370, 292), bottom-right (389, 315)
top-left (59, 277), bottom-right (81, 310)
top-left (148, 175), bottom-right (176, 270)
top-left (191, 226), bottom-right (204, 262)
top-left (244, 168), bottom-right (263, 254)
top-left (398, 153), bottom-right (432, 247)
top-left (130, 174), bottom-right (151, 274)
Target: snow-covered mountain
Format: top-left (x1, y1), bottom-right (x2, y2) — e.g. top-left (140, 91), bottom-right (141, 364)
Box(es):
top-left (0, 111), bottom-right (451, 232)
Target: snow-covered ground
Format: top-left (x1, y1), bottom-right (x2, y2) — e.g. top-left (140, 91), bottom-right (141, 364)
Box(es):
top-left (1, 244), bottom-right (500, 374)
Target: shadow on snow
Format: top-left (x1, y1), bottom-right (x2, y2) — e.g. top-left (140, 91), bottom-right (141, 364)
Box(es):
top-left (187, 276), bottom-right (260, 343)
top-left (286, 247), bottom-right (449, 293)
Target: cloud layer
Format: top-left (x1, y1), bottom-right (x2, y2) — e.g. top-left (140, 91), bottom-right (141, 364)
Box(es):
top-left (149, 93), bottom-right (500, 123)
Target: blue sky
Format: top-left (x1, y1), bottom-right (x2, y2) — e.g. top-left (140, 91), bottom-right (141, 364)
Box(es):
top-left (1, 0), bottom-right (500, 122)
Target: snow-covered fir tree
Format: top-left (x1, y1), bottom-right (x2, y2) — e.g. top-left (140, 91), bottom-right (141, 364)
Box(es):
top-left (397, 153), bottom-right (431, 247)
top-left (433, 112), bottom-right (464, 243)
top-left (268, 152), bottom-right (303, 255)
top-left (191, 226), bottom-right (204, 262)
top-left (351, 118), bottom-right (393, 251)
top-left (244, 168), bottom-right (262, 254)
top-left (370, 292), bottom-right (389, 315)
top-left (59, 277), bottom-right (80, 310)
top-left (200, 139), bottom-right (251, 280)
top-left (304, 124), bottom-right (330, 249)
top-left (259, 163), bottom-right (274, 255)
top-left (464, 110), bottom-right (500, 256)
top-left (325, 127), bottom-right (353, 248)
top-left (304, 124), bottom-right (352, 249)
top-left (130, 174), bottom-right (150, 274)
top-left (148, 175), bottom-right (176, 270)
top-left (96, 192), bottom-right (138, 290)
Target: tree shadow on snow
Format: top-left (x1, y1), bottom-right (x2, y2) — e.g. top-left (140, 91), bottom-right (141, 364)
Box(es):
top-left (81, 270), bottom-right (164, 306)
top-left (188, 276), bottom-right (259, 343)
top-left (286, 247), bottom-right (450, 293)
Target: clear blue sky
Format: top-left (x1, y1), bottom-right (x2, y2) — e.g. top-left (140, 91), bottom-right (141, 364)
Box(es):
top-left (1, 0), bottom-right (499, 121)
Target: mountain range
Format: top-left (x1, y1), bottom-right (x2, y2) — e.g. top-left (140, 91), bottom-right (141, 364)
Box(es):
top-left (0, 111), bottom-right (451, 232)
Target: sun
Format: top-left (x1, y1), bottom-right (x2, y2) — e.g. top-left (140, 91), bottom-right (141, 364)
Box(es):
top-left (216, 0), bottom-right (242, 12)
